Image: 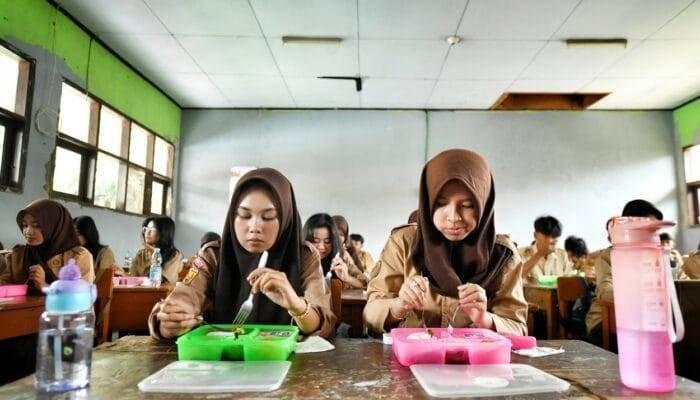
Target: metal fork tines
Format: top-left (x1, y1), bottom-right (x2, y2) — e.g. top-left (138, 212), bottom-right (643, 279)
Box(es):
top-left (231, 251), bottom-right (268, 327)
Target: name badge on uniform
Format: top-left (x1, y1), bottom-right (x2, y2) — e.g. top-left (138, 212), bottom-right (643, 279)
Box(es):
top-left (183, 257), bottom-right (206, 285)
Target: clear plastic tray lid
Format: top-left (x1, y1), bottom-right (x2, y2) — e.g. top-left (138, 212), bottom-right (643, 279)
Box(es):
top-left (138, 360), bottom-right (291, 393)
top-left (410, 363), bottom-right (570, 398)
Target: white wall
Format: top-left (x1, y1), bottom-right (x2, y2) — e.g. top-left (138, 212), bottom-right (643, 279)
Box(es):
top-left (176, 109), bottom-right (680, 258)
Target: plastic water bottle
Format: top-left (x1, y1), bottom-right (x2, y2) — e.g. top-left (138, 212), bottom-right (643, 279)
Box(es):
top-left (149, 248), bottom-right (163, 287)
top-left (123, 251), bottom-right (132, 274)
top-left (36, 259), bottom-right (97, 392)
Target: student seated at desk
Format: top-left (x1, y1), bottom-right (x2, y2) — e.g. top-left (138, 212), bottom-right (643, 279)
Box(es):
top-left (304, 213), bottom-right (367, 289)
top-left (519, 216), bottom-right (574, 283)
top-left (350, 233), bottom-right (375, 275)
top-left (130, 216), bottom-right (182, 283)
top-left (585, 199), bottom-right (663, 342)
top-left (149, 168), bottom-right (335, 339)
top-left (74, 216), bottom-right (117, 282)
top-left (660, 233), bottom-right (684, 272)
top-left (564, 236), bottom-right (594, 277)
top-left (182, 232), bottom-right (221, 283)
top-left (333, 215), bottom-right (368, 277)
top-left (364, 149), bottom-right (527, 335)
top-left (0, 200), bottom-right (94, 293)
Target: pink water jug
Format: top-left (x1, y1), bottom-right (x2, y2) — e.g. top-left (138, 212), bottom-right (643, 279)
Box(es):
top-left (609, 217), bottom-right (685, 392)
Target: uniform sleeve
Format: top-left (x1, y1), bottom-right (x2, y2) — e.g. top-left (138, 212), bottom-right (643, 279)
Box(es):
top-left (161, 251), bottom-right (183, 283)
top-left (680, 255), bottom-right (700, 280)
top-left (73, 248), bottom-right (95, 284)
top-left (595, 252), bottom-right (613, 302)
top-left (344, 252), bottom-right (368, 287)
top-left (97, 247), bottom-right (117, 271)
top-left (363, 231), bottom-right (410, 333)
top-left (488, 255), bottom-right (528, 336)
top-left (129, 250), bottom-right (148, 277)
top-left (298, 247), bottom-right (336, 337)
top-left (519, 247), bottom-right (541, 283)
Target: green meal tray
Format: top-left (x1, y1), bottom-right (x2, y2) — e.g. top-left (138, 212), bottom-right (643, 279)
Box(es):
top-left (176, 324), bottom-right (300, 361)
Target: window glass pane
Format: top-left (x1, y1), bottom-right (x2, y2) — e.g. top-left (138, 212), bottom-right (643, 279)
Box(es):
top-left (126, 167), bottom-right (145, 214)
top-left (98, 106), bottom-right (124, 156)
top-left (59, 84), bottom-right (91, 142)
top-left (0, 125), bottom-right (5, 169)
top-left (0, 46), bottom-right (20, 113)
top-left (684, 145), bottom-right (700, 183)
top-left (153, 137), bottom-right (173, 177)
top-left (165, 186), bottom-right (172, 216)
top-left (129, 123), bottom-right (149, 167)
top-left (94, 153), bottom-right (123, 209)
top-left (52, 147), bottom-right (81, 195)
top-left (10, 128), bottom-right (22, 184)
top-left (151, 181), bottom-right (164, 214)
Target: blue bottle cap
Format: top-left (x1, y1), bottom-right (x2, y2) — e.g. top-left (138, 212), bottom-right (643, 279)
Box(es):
top-left (43, 259), bottom-right (97, 313)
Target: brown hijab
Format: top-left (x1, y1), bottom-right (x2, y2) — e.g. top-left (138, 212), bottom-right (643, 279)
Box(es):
top-left (16, 199), bottom-right (80, 293)
top-left (411, 149), bottom-right (510, 299)
top-left (332, 215), bottom-right (364, 271)
top-left (211, 168), bottom-right (304, 324)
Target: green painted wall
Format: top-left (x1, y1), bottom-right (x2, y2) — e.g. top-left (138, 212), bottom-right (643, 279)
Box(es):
top-left (675, 97), bottom-right (700, 147)
top-left (0, 0), bottom-right (181, 140)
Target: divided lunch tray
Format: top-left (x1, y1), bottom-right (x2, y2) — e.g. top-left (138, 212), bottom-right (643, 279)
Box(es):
top-left (177, 324), bottom-right (299, 361)
top-left (391, 328), bottom-right (511, 366)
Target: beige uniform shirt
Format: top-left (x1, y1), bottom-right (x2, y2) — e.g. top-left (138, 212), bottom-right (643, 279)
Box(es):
top-left (364, 225), bottom-right (528, 336)
top-left (679, 251), bottom-right (700, 280)
top-left (356, 250), bottom-right (375, 274)
top-left (519, 245), bottom-right (574, 283)
top-left (0, 245), bottom-right (95, 284)
top-left (149, 243), bottom-right (336, 339)
top-left (585, 247), bottom-right (613, 333)
top-left (130, 248), bottom-right (183, 283)
top-left (94, 246), bottom-right (117, 281)
top-left (343, 251), bottom-right (368, 288)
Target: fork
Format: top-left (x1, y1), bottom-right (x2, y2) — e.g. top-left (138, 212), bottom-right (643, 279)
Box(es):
top-left (446, 305), bottom-right (460, 337)
top-left (231, 250), bottom-right (268, 327)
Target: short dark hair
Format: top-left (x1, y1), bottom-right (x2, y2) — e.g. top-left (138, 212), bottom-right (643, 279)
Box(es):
top-left (564, 236), bottom-right (588, 258)
top-left (622, 199), bottom-right (663, 220)
top-left (534, 216), bottom-right (562, 237)
top-left (349, 233), bottom-right (364, 243)
top-left (659, 233), bottom-right (672, 242)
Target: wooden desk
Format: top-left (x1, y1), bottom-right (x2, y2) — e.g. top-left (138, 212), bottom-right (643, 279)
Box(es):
top-left (106, 286), bottom-right (170, 336)
top-left (523, 283), bottom-right (559, 339)
top-left (599, 299), bottom-right (617, 351)
top-left (3, 337), bottom-right (700, 398)
top-left (0, 296), bottom-right (45, 340)
top-left (340, 289), bottom-right (367, 338)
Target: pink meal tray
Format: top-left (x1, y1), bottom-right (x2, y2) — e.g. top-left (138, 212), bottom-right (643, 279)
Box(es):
top-left (112, 276), bottom-right (147, 286)
top-left (0, 284), bottom-right (28, 297)
top-left (390, 327), bottom-right (512, 367)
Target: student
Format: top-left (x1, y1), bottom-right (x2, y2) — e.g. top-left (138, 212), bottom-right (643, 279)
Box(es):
top-left (130, 216), bottom-right (182, 283)
top-left (150, 168), bottom-right (335, 339)
top-left (585, 199), bottom-right (663, 340)
top-left (73, 216), bottom-right (117, 281)
top-left (332, 215), bottom-right (368, 275)
top-left (679, 248), bottom-right (700, 280)
top-left (0, 199), bottom-right (94, 293)
top-left (303, 213), bottom-right (367, 289)
top-left (364, 149), bottom-right (527, 335)
top-left (182, 232), bottom-right (221, 285)
top-left (519, 216), bottom-right (574, 283)
top-left (564, 236), bottom-right (593, 277)
top-left (350, 233), bottom-right (375, 275)
top-left (659, 233), bottom-right (684, 271)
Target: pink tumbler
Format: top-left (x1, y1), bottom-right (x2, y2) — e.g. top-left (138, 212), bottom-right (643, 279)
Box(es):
top-left (609, 217), bottom-right (685, 392)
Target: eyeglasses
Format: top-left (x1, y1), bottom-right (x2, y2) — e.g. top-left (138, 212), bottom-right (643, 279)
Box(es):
top-left (142, 227), bottom-right (157, 234)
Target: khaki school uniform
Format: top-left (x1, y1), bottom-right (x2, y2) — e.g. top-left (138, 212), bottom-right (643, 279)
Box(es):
top-left (149, 243), bottom-right (335, 339)
top-left (0, 245), bottom-right (95, 284)
top-left (363, 225), bottom-right (527, 336)
top-left (519, 245), bottom-right (574, 283)
top-left (679, 251), bottom-right (700, 280)
top-left (585, 247), bottom-right (613, 333)
top-left (130, 248), bottom-right (183, 283)
top-left (94, 246), bottom-right (116, 281)
top-left (357, 249), bottom-right (375, 275)
top-left (343, 250), bottom-right (368, 288)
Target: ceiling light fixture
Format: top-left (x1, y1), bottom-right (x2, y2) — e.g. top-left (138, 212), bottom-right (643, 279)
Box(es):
top-left (282, 36), bottom-right (343, 45)
top-left (564, 38), bottom-right (628, 48)
top-left (446, 35), bottom-right (462, 45)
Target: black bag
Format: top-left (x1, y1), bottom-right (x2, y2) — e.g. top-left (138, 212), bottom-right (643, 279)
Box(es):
top-left (561, 276), bottom-right (596, 337)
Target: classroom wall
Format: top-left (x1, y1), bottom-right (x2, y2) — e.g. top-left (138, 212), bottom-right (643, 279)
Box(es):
top-left (177, 109), bottom-right (681, 258)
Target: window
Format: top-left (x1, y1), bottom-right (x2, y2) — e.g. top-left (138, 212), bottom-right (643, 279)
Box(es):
top-left (52, 82), bottom-right (175, 216)
top-left (0, 42), bottom-right (32, 190)
top-left (684, 145), bottom-right (700, 225)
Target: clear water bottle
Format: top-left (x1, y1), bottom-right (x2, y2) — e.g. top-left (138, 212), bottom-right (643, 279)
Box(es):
top-left (36, 259), bottom-right (97, 393)
top-left (123, 251), bottom-right (132, 274)
top-left (149, 247), bottom-right (163, 287)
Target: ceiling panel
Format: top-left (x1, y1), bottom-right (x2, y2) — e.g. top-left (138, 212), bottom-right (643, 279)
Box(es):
top-left (521, 40), bottom-right (637, 80)
top-left (98, 33), bottom-right (200, 73)
top-left (360, 40), bottom-right (448, 79)
top-left (360, 78), bottom-right (436, 107)
top-left (286, 78), bottom-right (360, 108)
top-left (177, 36), bottom-right (278, 75)
top-left (359, 0), bottom-right (467, 39)
top-left (427, 80), bottom-right (511, 108)
top-left (508, 79), bottom-right (590, 93)
top-left (145, 0), bottom-right (260, 36)
top-left (653, 1), bottom-right (700, 39)
top-left (555, 0), bottom-right (693, 40)
top-left (269, 39), bottom-right (358, 78)
top-left (583, 77), bottom-right (669, 109)
top-left (441, 41), bottom-right (544, 80)
top-left (458, 0), bottom-right (580, 40)
top-left (251, 0), bottom-right (357, 38)
top-left (210, 75), bottom-right (294, 107)
top-left (60, 0), bottom-right (168, 34)
top-left (148, 72), bottom-right (227, 107)
top-left (600, 39), bottom-right (700, 78)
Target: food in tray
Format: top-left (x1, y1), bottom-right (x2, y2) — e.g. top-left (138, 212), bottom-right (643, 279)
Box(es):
top-left (407, 330), bottom-right (436, 340)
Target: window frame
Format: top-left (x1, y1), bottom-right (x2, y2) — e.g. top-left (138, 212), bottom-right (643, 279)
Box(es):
top-left (683, 144), bottom-right (700, 227)
top-left (0, 39), bottom-right (35, 192)
top-left (50, 80), bottom-right (175, 217)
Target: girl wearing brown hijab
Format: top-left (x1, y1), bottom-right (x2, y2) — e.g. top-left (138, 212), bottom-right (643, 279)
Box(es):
top-left (150, 168), bottom-right (335, 339)
top-left (0, 200), bottom-right (94, 294)
top-left (364, 149), bottom-right (527, 335)
top-left (332, 215), bottom-right (370, 281)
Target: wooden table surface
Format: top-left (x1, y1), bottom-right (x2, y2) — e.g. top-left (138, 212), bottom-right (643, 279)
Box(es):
top-left (340, 289), bottom-right (367, 338)
top-left (0, 296), bottom-right (45, 341)
top-left (2, 336), bottom-right (699, 399)
top-left (523, 283), bottom-right (559, 340)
